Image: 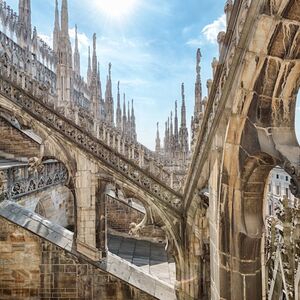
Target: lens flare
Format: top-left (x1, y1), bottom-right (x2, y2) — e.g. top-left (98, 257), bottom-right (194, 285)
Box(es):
top-left (96, 0), bottom-right (138, 19)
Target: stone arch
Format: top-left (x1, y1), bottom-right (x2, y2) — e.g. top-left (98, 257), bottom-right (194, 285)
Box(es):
top-left (217, 52), bottom-right (299, 300)
top-left (101, 176), bottom-right (184, 291)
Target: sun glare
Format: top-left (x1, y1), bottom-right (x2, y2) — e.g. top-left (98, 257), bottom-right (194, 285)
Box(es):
top-left (97, 0), bottom-right (138, 19)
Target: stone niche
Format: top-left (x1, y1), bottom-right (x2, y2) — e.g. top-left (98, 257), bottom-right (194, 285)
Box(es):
top-left (0, 217), bottom-right (156, 300)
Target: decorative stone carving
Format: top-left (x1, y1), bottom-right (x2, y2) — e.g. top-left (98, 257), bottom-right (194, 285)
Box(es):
top-left (3, 161), bottom-right (67, 200)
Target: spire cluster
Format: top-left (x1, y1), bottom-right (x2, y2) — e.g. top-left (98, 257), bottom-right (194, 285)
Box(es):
top-left (51, 0), bottom-right (136, 140)
top-left (155, 48), bottom-right (208, 166)
top-left (156, 83), bottom-right (189, 163)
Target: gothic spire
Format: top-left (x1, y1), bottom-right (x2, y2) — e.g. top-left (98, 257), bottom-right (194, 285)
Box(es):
top-left (194, 48), bottom-right (202, 116)
top-left (181, 83), bottom-right (187, 127)
top-left (61, 0), bottom-right (69, 37)
top-left (105, 63), bottom-right (112, 99)
top-left (105, 63), bottom-right (114, 125)
top-left (55, 0), bottom-right (72, 108)
top-left (131, 99), bottom-right (135, 120)
top-left (87, 46), bottom-right (92, 85)
top-left (122, 94), bottom-right (127, 134)
top-left (127, 100), bottom-right (131, 136)
top-left (57, 0), bottom-right (72, 66)
top-left (131, 99), bottom-right (137, 141)
top-left (74, 24), bottom-right (80, 75)
top-left (170, 111), bottom-right (174, 154)
top-left (179, 82), bottom-right (189, 156)
top-left (155, 122), bottom-right (161, 153)
top-left (18, 0), bottom-right (31, 47)
top-left (116, 81), bottom-right (122, 130)
top-left (164, 121), bottom-right (168, 152)
top-left (174, 100), bottom-right (179, 148)
top-left (53, 0), bottom-right (60, 53)
top-left (92, 33), bottom-right (97, 76)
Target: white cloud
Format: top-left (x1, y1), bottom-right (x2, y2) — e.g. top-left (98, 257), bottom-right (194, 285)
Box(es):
top-left (69, 27), bottom-right (90, 52)
top-left (186, 14), bottom-right (226, 47)
top-left (202, 14), bottom-right (226, 44)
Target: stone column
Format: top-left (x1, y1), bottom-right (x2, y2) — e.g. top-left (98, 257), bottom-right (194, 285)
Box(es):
top-left (122, 138), bottom-right (126, 155)
top-left (74, 155), bottom-right (101, 261)
top-left (208, 153), bottom-right (221, 300)
top-left (117, 135), bottom-right (121, 153)
top-left (102, 125), bottom-right (106, 141)
top-left (131, 145), bottom-right (135, 160)
top-left (112, 133), bottom-right (116, 149)
top-left (96, 176), bottom-right (109, 257)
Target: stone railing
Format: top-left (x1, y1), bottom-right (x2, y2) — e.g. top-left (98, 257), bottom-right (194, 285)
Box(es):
top-left (184, 0), bottom-right (254, 206)
top-left (0, 63), bottom-right (183, 213)
top-left (265, 197), bottom-right (300, 299)
top-left (0, 160), bottom-right (68, 201)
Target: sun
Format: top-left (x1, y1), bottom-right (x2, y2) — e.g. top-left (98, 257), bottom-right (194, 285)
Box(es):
top-left (96, 0), bottom-right (138, 19)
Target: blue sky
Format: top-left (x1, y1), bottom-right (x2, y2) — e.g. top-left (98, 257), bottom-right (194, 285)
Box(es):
top-left (7, 0), bottom-right (300, 149)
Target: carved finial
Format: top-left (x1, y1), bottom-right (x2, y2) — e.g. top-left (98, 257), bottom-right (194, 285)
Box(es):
top-left (196, 48), bottom-right (201, 74)
top-left (93, 33), bottom-right (96, 51)
top-left (108, 63), bottom-right (112, 79)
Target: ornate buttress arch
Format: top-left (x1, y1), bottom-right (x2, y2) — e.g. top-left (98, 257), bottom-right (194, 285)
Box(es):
top-left (217, 1), bottom-right (300, 298)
